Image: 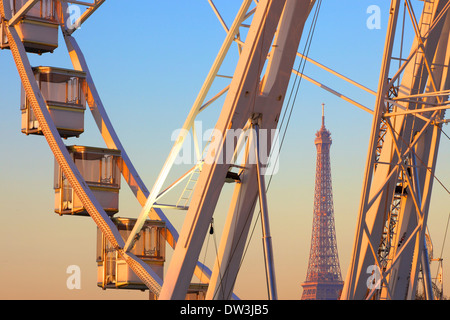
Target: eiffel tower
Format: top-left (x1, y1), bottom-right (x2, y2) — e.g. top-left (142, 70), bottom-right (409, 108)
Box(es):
top-left (301, 104), bottom-right (343, 300)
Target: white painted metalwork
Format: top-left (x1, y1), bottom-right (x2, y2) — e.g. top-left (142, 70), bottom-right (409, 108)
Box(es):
top-left (1, 0), bottom-right (447, 300)
top-left (341, 0), bottom-right (450, 300)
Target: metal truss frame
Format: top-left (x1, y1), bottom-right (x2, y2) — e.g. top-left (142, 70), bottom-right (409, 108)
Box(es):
top-left (341, 0), bottom-right (450, 300)
top-left (4, 0), bottom-right (447, 301)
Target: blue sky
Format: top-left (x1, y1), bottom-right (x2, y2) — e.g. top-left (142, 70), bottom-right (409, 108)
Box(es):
top-left (0, 1), bottom-right (448, 299)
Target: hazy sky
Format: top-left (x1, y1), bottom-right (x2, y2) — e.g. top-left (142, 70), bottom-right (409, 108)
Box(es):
top-left (0, 0), bottom-right (448, 300)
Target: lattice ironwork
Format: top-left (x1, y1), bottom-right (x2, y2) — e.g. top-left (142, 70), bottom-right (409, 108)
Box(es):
top-left (301, 107), bottom-right (343, 300)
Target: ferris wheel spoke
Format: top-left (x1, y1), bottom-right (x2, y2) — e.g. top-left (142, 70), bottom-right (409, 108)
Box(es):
top-left (123, 0), bottom-right (255, 253)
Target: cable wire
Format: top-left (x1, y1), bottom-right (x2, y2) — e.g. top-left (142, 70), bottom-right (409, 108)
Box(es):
top-left (228, 0), bottom-right (323, 298)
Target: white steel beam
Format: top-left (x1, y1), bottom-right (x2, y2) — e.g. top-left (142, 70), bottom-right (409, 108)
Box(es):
top-left (386, 0), bottom-right (450, 90)
top-left (383, 103), bottom-right (450, 117)
top-left (159, 0), bottom-right (296, 300)
top-left (292, 70), bottom-right (374, 114)
top-left (342, 0), bottom-right (450, 300)
top-left (123, 0), bottom-right (254, 254)
top-left (60, 0), bottom-right (99, 7)
top-left (296, 52), bottom-right (377, 96)
top-left (341, 0), bottom-right (401, 300)
top-left (386, 2), bottom-right (450, 297)
top-left (253, 122), bottom-right (277, 300)
top-left (205, 0), bottom-right (312, 300)
top-left (207, 0), bottom-right (229, 33)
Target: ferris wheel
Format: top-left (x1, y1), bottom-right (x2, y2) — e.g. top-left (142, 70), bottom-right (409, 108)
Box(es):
top-left (1, 0), bottom-right (448, 300)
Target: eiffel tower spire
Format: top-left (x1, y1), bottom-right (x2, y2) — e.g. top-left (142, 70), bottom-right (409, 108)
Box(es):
top-left (321, 102), bottom-right (325, 127)
top-left (301, 104), bottom-right (343, 300)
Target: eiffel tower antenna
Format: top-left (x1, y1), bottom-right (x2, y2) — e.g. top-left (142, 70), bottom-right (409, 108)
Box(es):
top-left (322, 102), bottom-right (325, 127)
